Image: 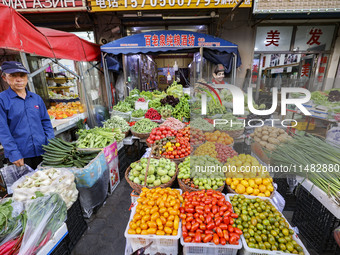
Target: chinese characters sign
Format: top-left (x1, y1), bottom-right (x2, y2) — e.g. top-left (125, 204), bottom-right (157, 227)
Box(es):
top-left (89, 0), bottom-right (252, 12)
top-left (294, 26), bottom-right (335, 51)
top-left (1, 0), bottom-right (86, 12)
top-left (255, 26), bottom-right (335, 52)
top-left (254, 0), bottom-right (340, 14)
top-left (255, 27), bottom-right (293, 51)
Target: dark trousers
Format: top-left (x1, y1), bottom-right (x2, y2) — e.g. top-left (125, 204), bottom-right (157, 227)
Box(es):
top-left (6, 156), bottom-right (43, 170)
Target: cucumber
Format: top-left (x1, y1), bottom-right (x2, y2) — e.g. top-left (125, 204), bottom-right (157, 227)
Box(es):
top-left (56, 138), bottom-right (74, 148)
top-left (48, 139), bottom-right (73, 151)
top-left (73, 160), bottom-right (84, 168)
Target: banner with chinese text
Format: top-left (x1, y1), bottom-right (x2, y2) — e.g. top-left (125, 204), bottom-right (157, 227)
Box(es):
top-left (89, 0), bottom-right (252, 12)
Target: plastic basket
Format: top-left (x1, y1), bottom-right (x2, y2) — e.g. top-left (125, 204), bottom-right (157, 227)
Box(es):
top-left (226, 194), bottom-right (310, 255)
top-left (291, 121), bottom-right (316, 131)
top-left (180, 236), bottom-right (241, 255)
top-left (50, 235), bottom-right (71, 255)
top-left (124, 195), bottom-right (182, 255)
top-left (65, 199), bottom-right (88, 251)
top-left (292, 185), bottom-right (340, 252)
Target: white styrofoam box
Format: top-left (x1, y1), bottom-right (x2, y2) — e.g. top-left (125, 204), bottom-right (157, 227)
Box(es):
top-left (125, 189), bottom-right (182, 255)
top-left (226, 194), bottom-right (310, 255)
top-left (135, 101), bottom-right (148, 110)
top-left (37, 223), bottom-right (68, 255)
top-left (180, 236), bottom-right (242, 255)
top-left (310, 109), bottom-right (329, 119)
top-left (295, 176), bottom-right (340, 219)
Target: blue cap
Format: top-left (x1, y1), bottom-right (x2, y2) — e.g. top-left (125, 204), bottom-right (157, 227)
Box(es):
top-left (1, 61), bottom-right (30, 74)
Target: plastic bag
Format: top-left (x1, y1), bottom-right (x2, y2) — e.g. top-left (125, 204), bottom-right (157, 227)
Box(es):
top-left (326, 125), bottom-right (340, 148)
top-left (18, 193), bottom-right (67, 255)
top-left (12, 168), bottom-right (78, 209)
top-left (271, 191), bottom-right (286, 213)
top-left (0, 199), bottom-right (24, 245)
top-left (0, 164), bottom-right (35, 194)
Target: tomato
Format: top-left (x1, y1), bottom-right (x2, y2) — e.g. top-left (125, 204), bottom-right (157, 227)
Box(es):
top-left (220, 205), bottom-right (228, 212)
top-left (220, 237), bottom-right (227, 245)
top-left (228, 225), bottom-right (234, 233)
top-left (200, 223), bottom-right (206, 230)
top-left (185, 207), bottom-right (194, 213)
top-left (182, 231), bottom-right (188, 238)
top-left (186, 222), bottom-right (192, 231)
top-left (219, 224), bottom-right (228, 230)
top-left (212, 205), bottom-right (218, 214)
top-left (229, 235), bottom-right (237, 245)
top-left (206, 215), bottom-right (212, 224)
top-left (204, 205), bottom-right (210, 214)
top-left (215, 217), bottom-right (222, 226)
top-left (203, 234), bottom-right (213, 243)
top-left (179, 207), bottom-right (185, 214)
top-left (184, 236), bottom-right (192, 243)
top-left (205, 230), bottom-right (214, 235)
top-left (216, 227), bottom-right (223, 238)
top-left (186, 216), bottom-right (193, 222)
top-left (229, 218), bottom-right (234, 225)
top-left (234, 228), bottom-right (243, 235)
top-left (191, 222), bottom-right (199, 232)
top-left (188, 232), bottom-right (195, 237)
top-left (224, 211), bottom-right (231, 217)
top-left (213, 234), bottom-right (220, 245)
top-left (231, 213), bottom-right (238, 218)
top-left (195, 231), bottom-right (202, 243)
top-left (207, 222), bottom-right (215, 230)
top-left (223, 230), bottom-right (229, 241)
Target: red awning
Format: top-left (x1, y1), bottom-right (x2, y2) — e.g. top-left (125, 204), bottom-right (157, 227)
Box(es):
top-left (37, 27), bottom-right (101, 62)
top-left (0, 3), bottom-right (100, 62)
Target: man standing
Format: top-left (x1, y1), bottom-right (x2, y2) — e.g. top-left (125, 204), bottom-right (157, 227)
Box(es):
top-left (0, 61), bottom-right (54, 169)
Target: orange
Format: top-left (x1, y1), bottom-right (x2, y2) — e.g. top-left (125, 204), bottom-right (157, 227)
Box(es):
top-left (259, 184), bottom-right (267, 193)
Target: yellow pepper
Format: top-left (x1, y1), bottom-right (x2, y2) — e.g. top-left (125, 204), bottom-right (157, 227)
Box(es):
top-left (175, 143), bottom-right (180, 147)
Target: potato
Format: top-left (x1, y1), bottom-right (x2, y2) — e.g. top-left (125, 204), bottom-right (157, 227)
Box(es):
top-left (268, 137), bottom-right (280, 145)
top-left (254, 137), bottom-right (261, 143)
top-left (277, 135), bottom-right (287, 142)
top-left (260, 141), bottom-right (267, 147)
top-left (269, 132), bottom-right (278, 138)
top-left (266, 143), bottom-right (276, 151)
top-left (250, 133), bottom-right (255, 138)
top-left (262, 131), bottom-right (269, 136)
top-left (279, 129), bottom-right (285, 134)
top-left (262, 135), bottom-right (269, 141)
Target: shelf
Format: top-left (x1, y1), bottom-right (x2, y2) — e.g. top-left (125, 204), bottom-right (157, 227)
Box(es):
top-left (48, 86), bottom-right (75, 90)
top-left (46, 77), bottom-right (74, 81)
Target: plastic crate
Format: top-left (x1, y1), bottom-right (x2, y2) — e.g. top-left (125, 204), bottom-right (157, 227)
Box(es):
top-left (226, 194), bottom-right (310, 255)
top-left (65, 199), bottom-right (88, 251)
top-left (291, 121), bottom-right (315, 131)
top-left (50, 235), bottom-right (71, 255)
top-left (124, 190), bottom-right (182, 255)
top-left (292, 185), bottom-right (340, 253)
top-left (180, 236), bottom-right (241, 255)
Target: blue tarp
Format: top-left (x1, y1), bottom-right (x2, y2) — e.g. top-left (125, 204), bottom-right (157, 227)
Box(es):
top-left (101, 30), bottom-right (239, 55)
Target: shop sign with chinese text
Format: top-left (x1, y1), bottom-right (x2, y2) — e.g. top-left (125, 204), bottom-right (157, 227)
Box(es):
top-left (294, 26), bottom-right (335, 51)
top-left (253, 0), bottom-right (340, 14)
top-left (255, 26), bottom-right (293, 52)
top-left (1, 0), bottom-right (86, 12)
top-left (255, 25), bottom-right (335, 52)
top-left (89, 0), bottom-right (252, 12)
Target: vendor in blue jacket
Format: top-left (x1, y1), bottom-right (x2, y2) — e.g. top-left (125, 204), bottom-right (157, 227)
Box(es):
top-left (0, 61), bottom-right (54, 169)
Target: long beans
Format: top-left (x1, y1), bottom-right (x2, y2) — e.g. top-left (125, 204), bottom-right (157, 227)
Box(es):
top-left (270, 133), bottom-right (340, 204)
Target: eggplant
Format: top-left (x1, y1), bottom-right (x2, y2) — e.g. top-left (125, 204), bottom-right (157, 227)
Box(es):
top-left (130, 241), bottom-right (153, 255)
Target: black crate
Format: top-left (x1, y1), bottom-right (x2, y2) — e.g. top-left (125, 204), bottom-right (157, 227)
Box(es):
top-left (273, 177), bottom-right (289, 200)
top-left (292, 185), bottom-right (340, 253)
top-left (50, 234), bottom-right (70, 255)
top-left (66, 199), bottom-right (88, 251)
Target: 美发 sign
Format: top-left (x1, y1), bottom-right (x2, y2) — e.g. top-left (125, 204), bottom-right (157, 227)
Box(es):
top-left (253, 0), bottom-right (340, 14)
top-left (255, 25), bottom-right (335, 52)
top-left (89, 0), bottom-right (252, 12)
top-left (1, 0), bottom-right (86, 12)
top-left (255, 26), bottom-right (293, 52)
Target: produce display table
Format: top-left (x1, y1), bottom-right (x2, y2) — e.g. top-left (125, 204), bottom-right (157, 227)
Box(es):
top-left (52, 113), bottom-right (87, 136)
top-left (292, 176), bottom-right (340, 252)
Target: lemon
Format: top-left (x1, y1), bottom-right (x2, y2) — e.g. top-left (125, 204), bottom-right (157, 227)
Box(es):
top-left (267, 184), bottom-right (274, 192)
top-left (259, 184), bottom-right (267, 193)
top-left (236, 184), bottom-right (246, 194)
top-left (246, 186), bottom-right (254, 194)
top-left (226, 178), bottom-right (232, 185)
top-left (264, 190), bottom-right (271, 197)
top-left (241, 180), bottom-right (249, 188)
top-left (258, 193), bottom-right (266, 197)
top-left (253, 189), bottom-right (260, 195)
top-left (255, 178), bottom-right (263, 185)
top-left (249, 179), bottom-right (255, 188)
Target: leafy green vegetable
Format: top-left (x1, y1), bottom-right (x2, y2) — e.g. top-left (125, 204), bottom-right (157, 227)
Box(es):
top-left (140, 91), bottom-right (153, 100)
top-left (166, 81), bottom-right (183, 98)
top-left (172, 94), bottom-right (190, 120)
top-left (130, 88), bottom-right (140, 96)
top-left (103, 116), bottom-right (130, 132)
top-left (112, 101), bottom-right (133, 112)
top-left (0, 199), bottom-right (13, 228)
top-left (131, 109), bottom-right (147, 118)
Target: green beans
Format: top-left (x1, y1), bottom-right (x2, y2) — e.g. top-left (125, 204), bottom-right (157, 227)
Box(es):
top-left (131, 119), bottom-right (158, 133)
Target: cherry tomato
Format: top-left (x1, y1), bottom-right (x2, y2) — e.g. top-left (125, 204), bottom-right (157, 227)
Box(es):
top-left (213, 234), bottom-right (219, 245)
top-left (216, 227), bottom-right (223, 238)
top-left (228, 225), bottom-right (234, 233)
top-left (203, 234), bottom-right (213, 243)
top-left (220, 237), bottom-right (227, 245)
top-left (194, 231), bottom-right (202, 243)
top-left (191, 222), bottom-right (199, 232)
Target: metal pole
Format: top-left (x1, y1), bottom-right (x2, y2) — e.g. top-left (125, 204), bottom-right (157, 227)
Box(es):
top-left (19, 52), bottom-right (35, 93)
top-left (102, 52), bottom-right (112, 109)
top-left (199, 47), bottom-right (203, 80)
top-left (232, 53), bottom-right (237, 85)
top-left (255, 53), bottom-right (263, 102)
top-left (51, 59), bottom-right (80, 79)
top-left (30, 62), bottom-right (52, 78)
top-left (122, 54), bottom-right (128, 98)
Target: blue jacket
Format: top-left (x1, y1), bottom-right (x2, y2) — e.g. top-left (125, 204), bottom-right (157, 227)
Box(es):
top-left (0, 87), bottom-right (54, 162)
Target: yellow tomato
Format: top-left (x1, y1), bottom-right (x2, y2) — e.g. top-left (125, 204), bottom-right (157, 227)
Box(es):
top-left (246, 186), bottom-right (254, 195)
top-left (253, 189), bottom-right (260, 196)
top-left (226, 178), bottom-right (232, 185)
top-left (248, 179), bottom-right (255, 188)
top-left (128, 229), bottom-right (136, 234)
top-left (236, 184), bottom-right (246, 194)
top-left (267, 184), bottom-right (274, 192)
top-left (258, 193), bottom-right (266, 197)
top-left (259, 184), bottom-right (267, 193)
top-left (264, 190), bottom-right (271, 197)
top-left (241, 180), bottom-right (249, 188)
